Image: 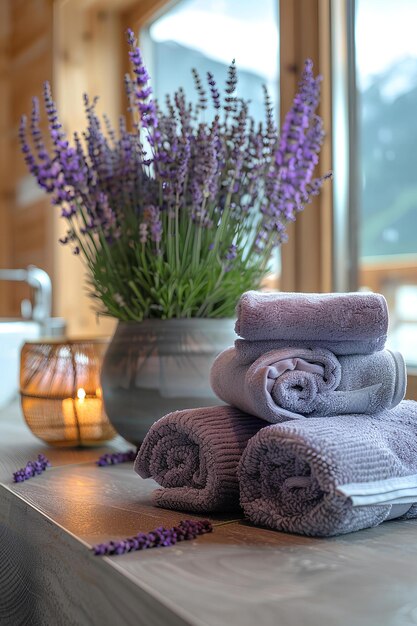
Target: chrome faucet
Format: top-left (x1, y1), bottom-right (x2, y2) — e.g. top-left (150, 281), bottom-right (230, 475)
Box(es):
top-left (0, 266), bottom-right (57, 333)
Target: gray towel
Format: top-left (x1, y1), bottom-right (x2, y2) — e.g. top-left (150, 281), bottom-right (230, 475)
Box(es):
top-left (211, 347), bottom-right (406, 423)
top-left (238, 400), bottom-right (417, 537)
top-left (134, 405), bottom-right (264, 513)
top-left (235, 291), bottom-right (388, 354)
top-left (234, 336), bottom-right (386, 362)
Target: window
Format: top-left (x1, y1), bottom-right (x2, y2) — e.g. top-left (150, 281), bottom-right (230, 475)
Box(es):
top-left (355, 0), bottom-right (417, 365)
top-left (144, 0), bottom-right (279, 119)
top-left (332, 0), bottom-right (417, 368)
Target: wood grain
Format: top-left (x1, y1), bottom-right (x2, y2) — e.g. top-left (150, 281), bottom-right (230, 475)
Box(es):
top-left (114, 519), bottom-right (417, 626)
top-left (10, 0), bottom-right (52, 57)
top-left (279, 0), bottom-right (333, 294)
top-left (0, 0), bottom-right (171, 327)
top-left (0, 0), bottom-right (53, 318)
top-left (0, 402), bottom-right (129, 483)
top-left (0, 487), bottom-right (192, 626)
top-left (3, 402), bottom-right (417, 626)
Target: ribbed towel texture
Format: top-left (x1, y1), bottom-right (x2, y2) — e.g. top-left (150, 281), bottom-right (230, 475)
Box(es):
top-left (210, 346), bottom-right (406, 423)
top-left (134, 289), bottom-right (414, 538)
top-left (134, 405), bottom-right (264, 513)
top-left (238, 401), bottom-right (417, 537)
top-left (235, 291), bottom-right (388, 355)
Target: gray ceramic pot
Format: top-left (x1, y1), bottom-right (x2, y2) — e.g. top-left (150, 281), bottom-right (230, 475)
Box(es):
top-left (101, 318), bottom-right (236, 445)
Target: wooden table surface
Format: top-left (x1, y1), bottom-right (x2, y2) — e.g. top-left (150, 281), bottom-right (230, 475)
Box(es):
top-left (1, 402), bottom-right (417, 626)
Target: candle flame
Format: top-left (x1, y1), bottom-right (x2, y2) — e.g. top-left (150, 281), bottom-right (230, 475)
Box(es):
top-left (77, 388), bottom-right (86, 400)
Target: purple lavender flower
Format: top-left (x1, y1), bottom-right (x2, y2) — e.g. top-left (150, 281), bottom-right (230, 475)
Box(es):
top-left (13, 454), bottom-right (50, 483)
top-left (224, 59), bottom-right (238, 114)
top-left (92, 519), bottom-right (213, 556)
top-left (44, 82), bottom-right (87, 195)
top-left (225, 244), bottom-right (237, 261)
top-left (256, 59), bottom-right (327, 245)
top-left (207, 72), bottom-right (221, 110)
top-left (188, 119), bottom-right (220, 224)
top-left (144, 205), bottom-right (162, 246)
top-left (192, 68), bottom-right (208, 112)
top-left (126, 29), bottom-right (158, 129)
top-left (96, 449), bottom-right (137, 466)
top-left (19, 36), bottom-right (329, 321)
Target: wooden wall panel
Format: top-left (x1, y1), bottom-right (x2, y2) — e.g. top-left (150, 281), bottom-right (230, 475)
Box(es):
top-left (10, 0), bottom-right (53, 56)
top-left (0, 0), bottom-right (53, 317)
top-left (0, 0), bottom-right (12, 314)
top-left (0, 0), bottom-right (181, 329)
top-left (12, 201), bottom-right (48, 260)
top-left (121, 0), bottom-right (172, 31)
top-left (279, 0), bottom-right (333, 293)
top-left (53, 0), bottom-right (170, 336)
top-left (11, 48), bottom-right (52, 125)
top-left (53, 0), bottom-right (123, 336)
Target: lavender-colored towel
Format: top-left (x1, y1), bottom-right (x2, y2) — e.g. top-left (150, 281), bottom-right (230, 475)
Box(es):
top-left (238, 401), bottom-right (417, 537)
top-left (235, 291), bottom-right (388, 354)
top-left (134, 405), bottom-right (264, 513)
top-left (211, 347), bottom-right (405, 423)
top-left (234, 336), bottom-right (385, 362)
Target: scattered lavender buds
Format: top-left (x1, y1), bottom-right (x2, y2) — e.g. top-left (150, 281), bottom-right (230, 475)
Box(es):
top-left (96, 450), bottom-right (137, 467)
top-left (13, 454), bottom-right (50, 483)
top-left (92, 519), bottom-right (213, 556)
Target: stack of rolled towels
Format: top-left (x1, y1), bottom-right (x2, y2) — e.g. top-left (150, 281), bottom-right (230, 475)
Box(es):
top-left (135, 291), bottom-right (417, 537)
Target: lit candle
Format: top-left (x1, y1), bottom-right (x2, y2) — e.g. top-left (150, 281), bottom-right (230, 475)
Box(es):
top-left (61, 388), bottom-right (104, 443)
top-left (61, 397), bottom-right (79, 441)
top-left (74, 388), bottom-right (104, 442)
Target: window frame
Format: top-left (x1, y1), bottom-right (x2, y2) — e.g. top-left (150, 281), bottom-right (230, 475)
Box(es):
top-left (52, 0), bottom-right (417, 394)
top-left (328, 0), bottom-right (417, 386)
top-left (279, 0), bottom-right (333, 293)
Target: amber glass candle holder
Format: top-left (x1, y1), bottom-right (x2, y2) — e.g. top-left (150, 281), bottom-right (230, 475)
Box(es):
top-left (20, 338), bottom-right (117, 447)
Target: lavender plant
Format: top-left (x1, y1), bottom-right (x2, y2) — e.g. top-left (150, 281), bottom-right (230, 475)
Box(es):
top-left (19, 30), bottom-right (330, 321)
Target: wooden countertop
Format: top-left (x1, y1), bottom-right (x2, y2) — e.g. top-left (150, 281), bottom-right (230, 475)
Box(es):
top-left (1, 401), bottom-right (417, 626)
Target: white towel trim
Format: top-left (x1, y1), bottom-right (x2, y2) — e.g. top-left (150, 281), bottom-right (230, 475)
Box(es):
top-left (337, 473), bottom-right (417, 506)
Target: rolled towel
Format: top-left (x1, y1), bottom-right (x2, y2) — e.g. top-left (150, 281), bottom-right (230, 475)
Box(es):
top-left (210, 347), bottom-right (406, 423)
top-left (235, 291), bottom-right (388, 354)
top-left (238, 400), bottom-right (417, 537)
top-left (235, 336), bottom-right (385, 363)
top-left (134, 405), bottom-right (264, 513)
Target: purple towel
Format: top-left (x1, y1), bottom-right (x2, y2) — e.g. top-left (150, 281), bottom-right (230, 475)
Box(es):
top-left (210, 347), bottom-right (406, 423)
top-left (134, 405), bottom-right (264, 513)
top-left (238, 400), bottom-right (417, 537)
top-left (234, 336), bottom-right (386, 362)
top-left (235, 291), bottom-right (388, 354)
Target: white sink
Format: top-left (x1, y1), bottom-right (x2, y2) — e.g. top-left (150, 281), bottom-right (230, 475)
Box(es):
top-left (0, 320), bottom-right (41, 409)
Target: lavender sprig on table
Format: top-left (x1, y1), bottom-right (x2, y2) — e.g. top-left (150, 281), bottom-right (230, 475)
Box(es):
top-left (96, 450), bottom-right (137, 466)
top-left (13, 454), bottom-right (50, 482)
top-left (19, 28), bottom-right (330, 321)
top-left (92, 519), bottom-right (213, 556)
